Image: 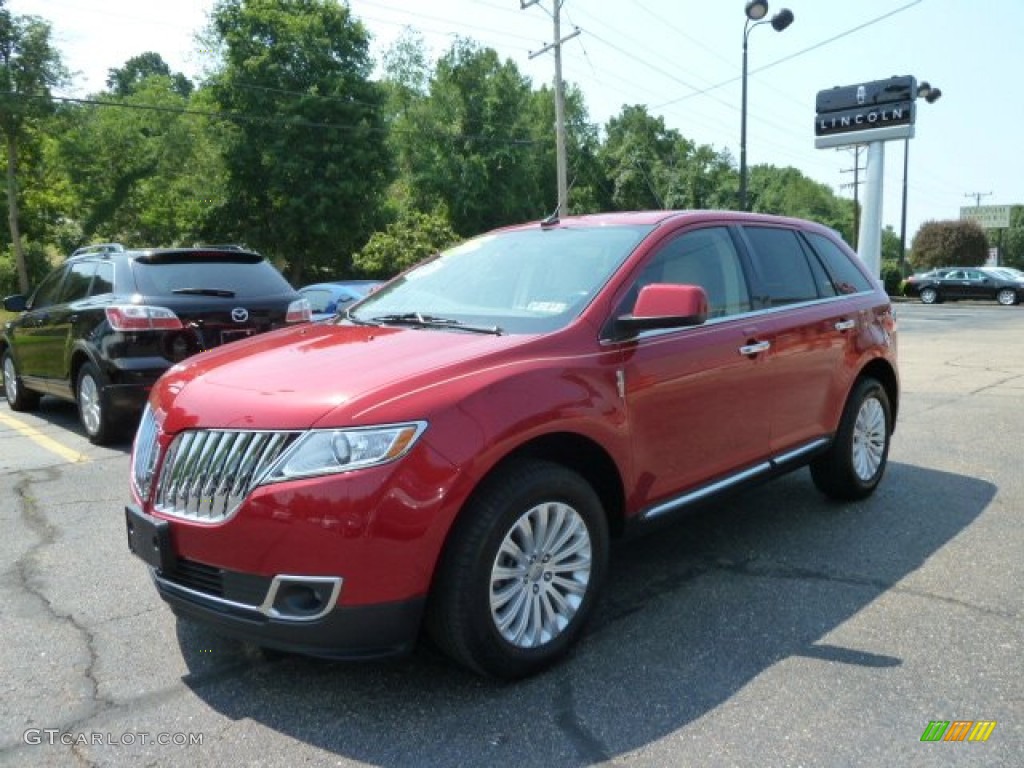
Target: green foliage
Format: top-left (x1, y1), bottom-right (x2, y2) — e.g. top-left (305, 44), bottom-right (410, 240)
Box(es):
top-left (910, 219), bottom-right (990, 270)
top-left (106, 52), bottom-right (193, 98)
top-left (0, 238), bottom-right (51, 294)
top-left (595, 104), bottom-right (737, 213)
top-left (389, 39), bottom-right (552, 236)
top-left (749, 165), bottom-right (851, 235)
top-left (879, 259), bottom-right (904, 297)
top-left (208, 0), bottom-right (391, 283)
top-left (0, 8), bottom-right (67, 291)
top-left (57, 80), bottom-right (223, 245)
top-left (353, 208), bottom-right (459, 278)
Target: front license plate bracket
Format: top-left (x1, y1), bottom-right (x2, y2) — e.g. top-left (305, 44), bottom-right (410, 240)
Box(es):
top-left (125, 505), bottom-right (174, 572)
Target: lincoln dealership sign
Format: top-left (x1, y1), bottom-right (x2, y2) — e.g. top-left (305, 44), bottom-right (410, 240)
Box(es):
top-left (815, 76), bottom-right (917, 149)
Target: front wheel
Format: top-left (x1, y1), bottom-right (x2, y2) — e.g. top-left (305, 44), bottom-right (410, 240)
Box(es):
top-left (427, 459), bottom-right (609, 679)
top-left (2, 350), bottom-right (41, 411)
top-left (77, 362), bottom-right (118, 445)
top-left (996, 288), bottom-right (1018, 306)
top-left (919, 287), bottom-right (939, 305)
top-left (811, 377), bottom-right (892, 501)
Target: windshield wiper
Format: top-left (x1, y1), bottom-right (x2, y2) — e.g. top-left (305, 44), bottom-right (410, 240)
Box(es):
top-left (368, 312), bottom-right (502, 335)
top-left (171, 288), bottom-right (237, 298)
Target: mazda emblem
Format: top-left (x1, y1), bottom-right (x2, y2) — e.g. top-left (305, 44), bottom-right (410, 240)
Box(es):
top-left (231, 308), bottom-right (249, 323)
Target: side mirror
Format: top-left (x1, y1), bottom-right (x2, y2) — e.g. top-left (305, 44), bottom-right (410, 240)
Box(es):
top-left (613, 283), bottom-right (708, 340)
top-left (3, 295), bottom-right (27, 312)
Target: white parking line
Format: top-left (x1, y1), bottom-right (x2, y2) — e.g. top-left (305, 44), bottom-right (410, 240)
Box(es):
top-left (0, 411), bottom-right (90, 464)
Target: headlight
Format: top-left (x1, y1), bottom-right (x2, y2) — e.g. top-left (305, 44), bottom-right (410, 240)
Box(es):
top-left (262, 422), bottom-right (427, 482)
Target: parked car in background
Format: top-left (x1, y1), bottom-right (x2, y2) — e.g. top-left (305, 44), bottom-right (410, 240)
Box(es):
top-left (902, 266), bottom-right (1023, 305)
top-left (125, 211), bottom-right (898, 678)
top-left (299, 280), bottom-right (384, 321)
top-left (2, 244), bottom-right (311, 444)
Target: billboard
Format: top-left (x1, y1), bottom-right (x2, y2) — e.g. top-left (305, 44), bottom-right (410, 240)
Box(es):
top-left (960, 205), bottom-right (1011, 229)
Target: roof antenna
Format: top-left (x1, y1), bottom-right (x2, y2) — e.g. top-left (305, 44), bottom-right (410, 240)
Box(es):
top-left (540, 203), bottom-right (561, 228)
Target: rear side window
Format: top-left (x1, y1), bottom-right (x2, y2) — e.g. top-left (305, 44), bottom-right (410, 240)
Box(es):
top-left (93, 262), bottom-right (115, 295)
top-left (59, 261), bottom-right (97, 303)
top-left (131, 258), bottom-right (294, 298)
top-left (742, 226), bottom-right (819, 306)
top-left (804, 232), bottom-right (874, 294)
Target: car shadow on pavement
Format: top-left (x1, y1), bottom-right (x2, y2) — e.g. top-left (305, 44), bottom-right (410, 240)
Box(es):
top-left (175, 461), bottom-right (994, 767)
top-left (17, 396), bottom-right (137, 452)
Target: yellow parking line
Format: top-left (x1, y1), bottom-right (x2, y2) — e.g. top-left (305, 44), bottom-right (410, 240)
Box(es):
top-left (0, 410), bottom-right (91, 464)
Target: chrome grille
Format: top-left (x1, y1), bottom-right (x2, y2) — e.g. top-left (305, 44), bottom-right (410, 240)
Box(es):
top-left (153, 428), bottom-right (299, 522)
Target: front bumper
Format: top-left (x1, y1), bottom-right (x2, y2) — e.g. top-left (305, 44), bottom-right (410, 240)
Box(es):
top-left (127, 503), bottom-right (424, 659)
top-left (154, 567), bottom-right (424, 659)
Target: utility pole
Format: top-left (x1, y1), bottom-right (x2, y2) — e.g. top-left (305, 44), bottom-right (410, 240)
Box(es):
top-left (839, 145), bottom-right (865, 249)
top-left (523, 0), bottom-right (580, 218)
top-left (964, 191), bottom-right (992, 207)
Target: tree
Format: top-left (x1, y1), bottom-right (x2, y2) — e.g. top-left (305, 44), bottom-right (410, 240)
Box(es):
top-left (391, 39), bottom-right (547, 237)
top-left (57, 78), bottom-right (223, 245)
top-left (107, 52), bottom-right (193, 98)
top-left (910, 219), bottom-right (989, 270)
top-left (0, 6), bottom-right (66, 291)
top-left (597, 105), bottom-right (736, 213)
top-left (749, 165), bottom-right (851, 238)
top-left (352, 208), bottom-right (459, 278)
top-left (207, 0), bottom-right (391, 282)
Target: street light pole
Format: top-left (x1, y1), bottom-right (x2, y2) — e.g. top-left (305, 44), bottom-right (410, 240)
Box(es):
top-left (739, 1), bottom-right (793, 212)
top-left (898, 81), bottom-right (941, 274)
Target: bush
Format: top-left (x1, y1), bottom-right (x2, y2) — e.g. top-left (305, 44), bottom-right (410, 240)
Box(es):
top-left (910, 219), bottom-right (989, 270)
top-left (879, 259), bottom-right (905, 297)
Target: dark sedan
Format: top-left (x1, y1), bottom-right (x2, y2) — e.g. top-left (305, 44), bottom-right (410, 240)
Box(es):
top-left (902, 267), bottom-right (1023, 306)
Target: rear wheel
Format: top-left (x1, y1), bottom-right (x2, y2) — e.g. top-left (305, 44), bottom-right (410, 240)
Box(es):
top-left (811, 377), bottom-right (892, 501)
top-left (76, 362), bottom-right (118, 445)
top-left (2, 350), bottom-right (41, 411)
top-left (427, 459), bottom-right (608, 679)
top-left (919, 287), bottom-right (939, 304)
top-left (996, 288), bottom-right (1018, 306)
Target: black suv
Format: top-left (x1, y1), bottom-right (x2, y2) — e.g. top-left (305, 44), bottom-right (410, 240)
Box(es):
top-left (1, 244), bottom-right (311, 444)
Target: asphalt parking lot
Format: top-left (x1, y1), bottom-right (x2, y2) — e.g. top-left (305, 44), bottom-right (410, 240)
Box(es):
top-left (1, 302), bottom-right (1021, 767)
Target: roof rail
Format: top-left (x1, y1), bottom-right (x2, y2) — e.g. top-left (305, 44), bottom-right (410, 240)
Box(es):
top-left (191, 243), bottom-right (248, 251)
top-left (70, 242), bottom-right (125, 258)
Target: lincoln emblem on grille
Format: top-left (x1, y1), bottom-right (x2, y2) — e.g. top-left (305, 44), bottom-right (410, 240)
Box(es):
top-left (231, 307), bottom-right (249, 323)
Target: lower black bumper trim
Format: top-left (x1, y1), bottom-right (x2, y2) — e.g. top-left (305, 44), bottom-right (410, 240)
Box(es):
top-left (154, 571), bottom-right (424, 660)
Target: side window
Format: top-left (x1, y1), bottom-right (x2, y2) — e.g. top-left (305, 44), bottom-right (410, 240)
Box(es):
top-left (804, 232), bottom-right (873, 295)
top-left (92, 262), bottom-right (115, 296)
top-left (58, 261), bottom-right (97, 303)
top-left (625, 227), bottom-right (752, 319)
top-left (742, 226), bottom-right (820, 306)
top-left (28, 266), bottom-right (68, 310)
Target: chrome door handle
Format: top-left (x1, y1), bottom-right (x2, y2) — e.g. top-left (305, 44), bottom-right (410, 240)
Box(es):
top-left (834, 319), bottom-right (855, 331)
top-left (739, 341), bottom-right (771, 355)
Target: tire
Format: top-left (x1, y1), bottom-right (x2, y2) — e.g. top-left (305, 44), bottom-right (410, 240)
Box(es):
top-left (811, 377), bottom-right (892, 501)
top-left (919, 287), bottom-right (939, 305)
top-left (76, 362), bottom-right (117, 445)
top-left (996, 288), bottom-right (1018, 306)
top-left (2, 350), bottom-right (41, 411)
top-left (426, 459), bottom-right (609, 679)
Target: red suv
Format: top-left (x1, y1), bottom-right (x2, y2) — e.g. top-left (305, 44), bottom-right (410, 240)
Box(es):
top-left (126, 211), bottom-right (898, 678)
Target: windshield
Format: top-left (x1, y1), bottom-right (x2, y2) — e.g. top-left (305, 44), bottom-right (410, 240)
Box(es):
top-left (349, 225), bottom-right (653, 334)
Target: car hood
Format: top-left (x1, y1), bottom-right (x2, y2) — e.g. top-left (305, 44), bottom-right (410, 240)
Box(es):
top-left (152, 322), bottom-right (539, 433)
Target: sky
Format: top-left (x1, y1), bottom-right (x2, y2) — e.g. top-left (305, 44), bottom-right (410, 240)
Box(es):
top-left (8, 0), bottom-right (1024, 246)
